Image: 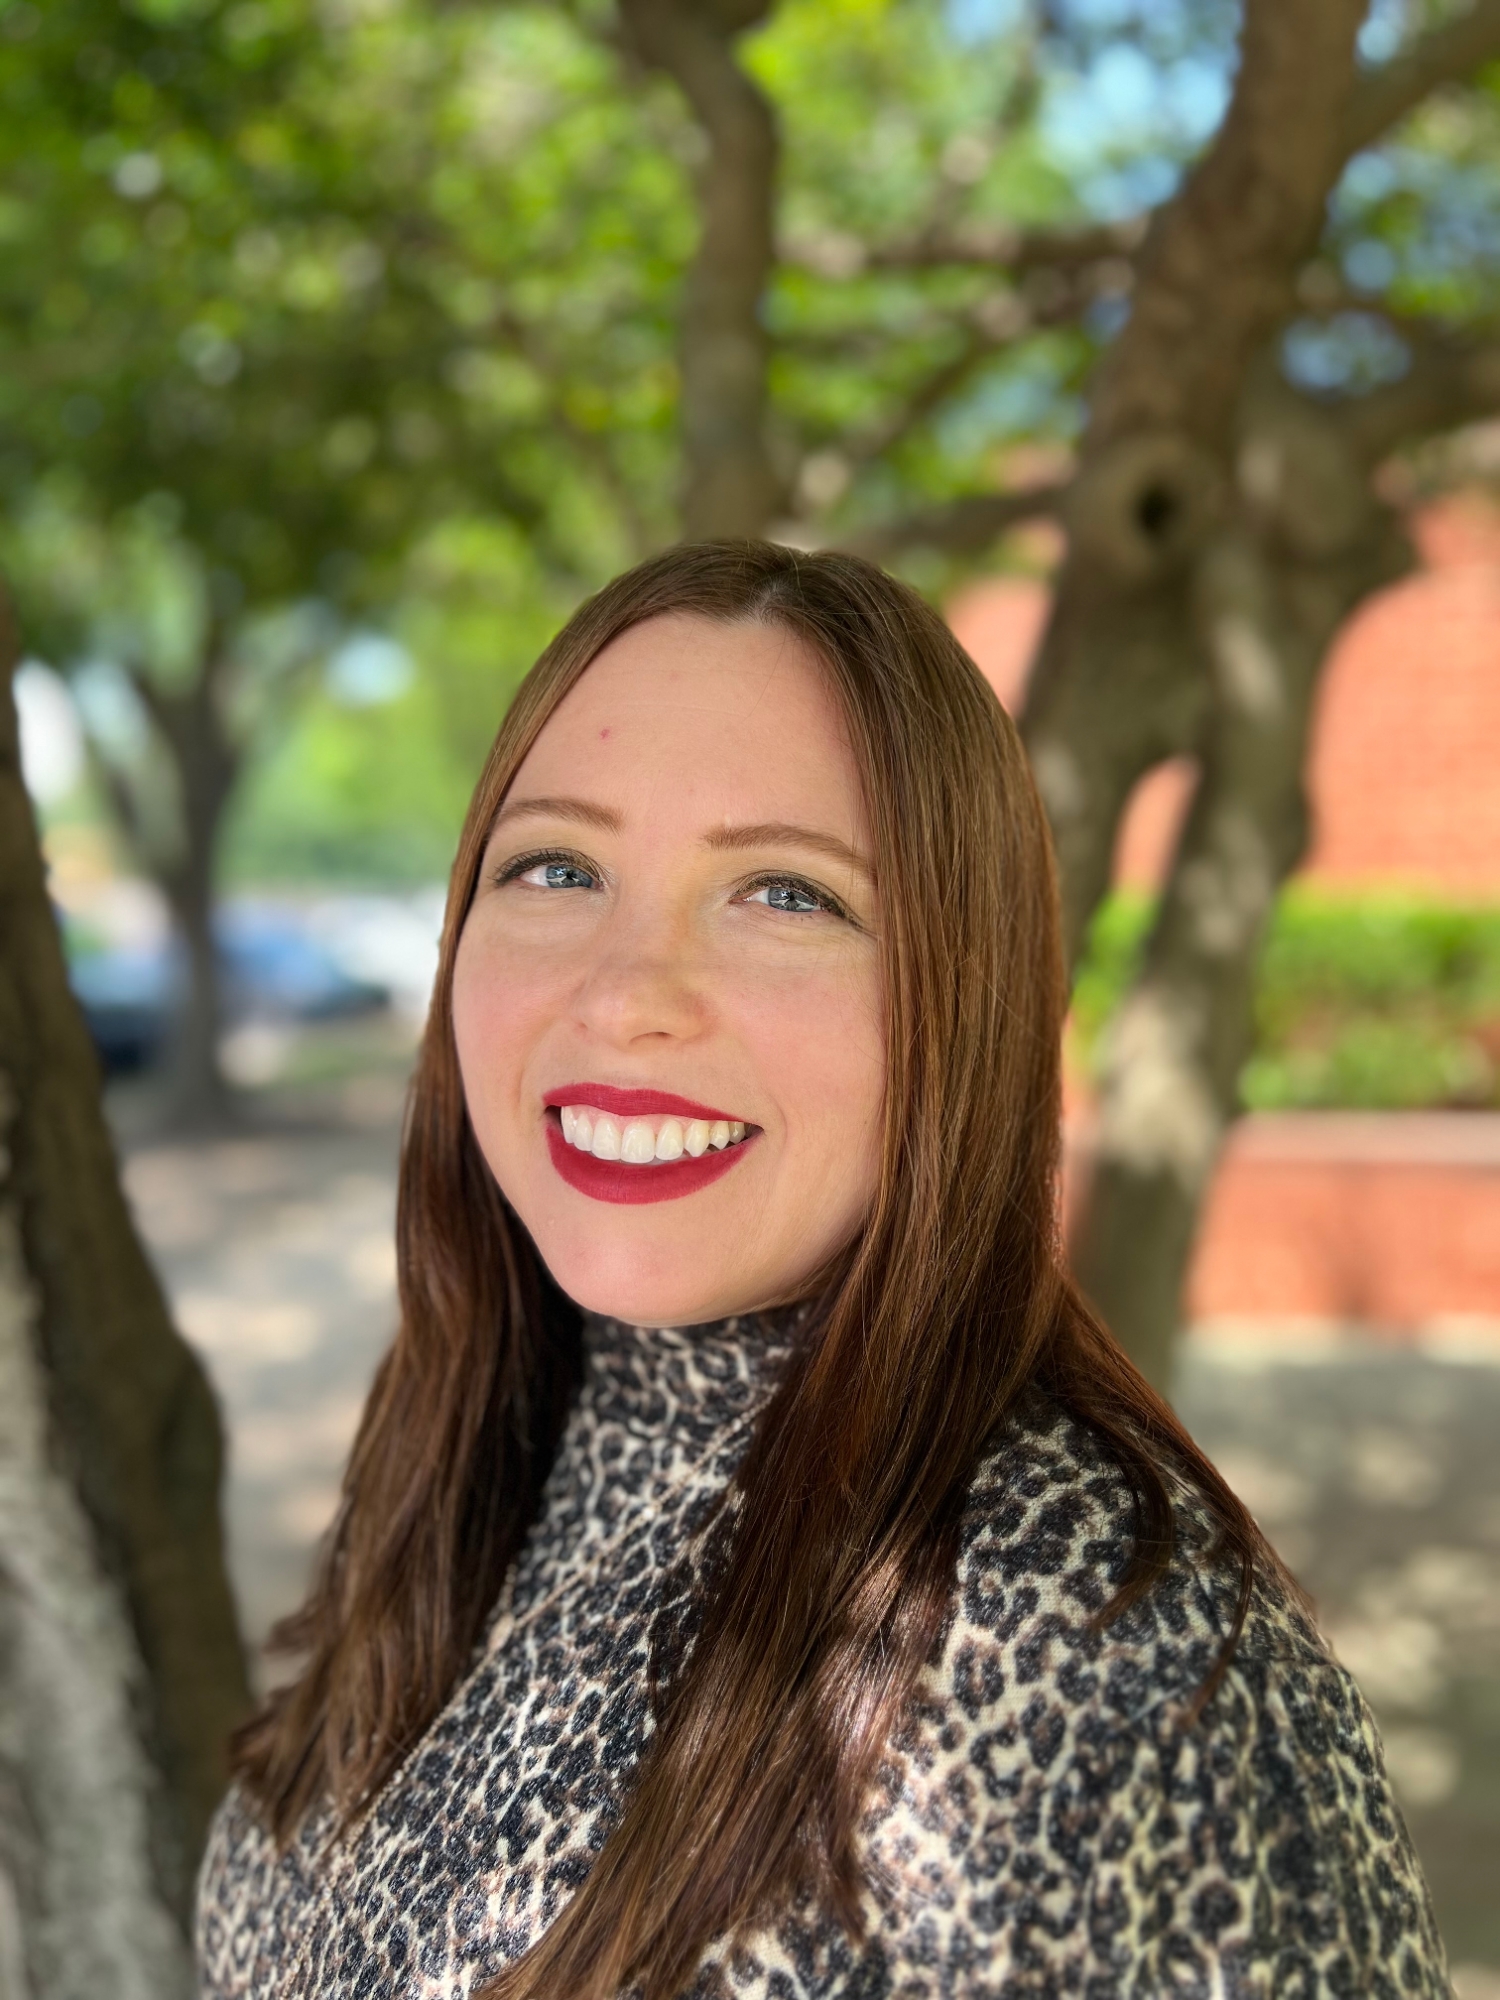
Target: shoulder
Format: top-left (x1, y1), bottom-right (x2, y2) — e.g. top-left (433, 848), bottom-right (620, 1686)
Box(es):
top-left (948, 1395), bottom-right (1321, 1710)
top-left (860, 1398), bottom-right (1448, 1996)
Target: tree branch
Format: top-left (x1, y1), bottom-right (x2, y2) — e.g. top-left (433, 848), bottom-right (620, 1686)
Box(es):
top-left (1341, 0), bottom-right (1500, 160)
top-left (617, 0), bottom-right (783, 536)
top-left (864, 216), bottom-right (1146, 275)
top-left (1089, 0), bottom-right (1370, 453)
top-left (839, 324), bottom-right (997, 472)
top-left (783, 215), bottom-right (1145, 279)
top-left (1339, 333), bottom-right (1500, 465)
top-left (778, 258), bottom-right (1099, 360)
top-left (835, 482), bottom-right (1065, 562)
top-left (817, 264), bottom-right (1105, 482)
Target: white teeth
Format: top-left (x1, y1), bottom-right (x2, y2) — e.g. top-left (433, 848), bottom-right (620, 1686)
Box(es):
top-left (591, 1112), bottom-right (621, 1160)
top-left (557, 1104), bottom-right (751, 1165)
top-left (621, 1118), bottom-right (656, 1164)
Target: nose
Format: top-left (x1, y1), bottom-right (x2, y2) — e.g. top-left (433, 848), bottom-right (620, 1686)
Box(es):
top-left (569, 900), bottom-right (710, 1048)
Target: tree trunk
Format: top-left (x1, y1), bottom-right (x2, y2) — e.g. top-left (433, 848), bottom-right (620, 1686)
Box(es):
top-left (618, 0), bottom-right (784, 538)
top-left (136, 661), bottom-right (241, 1134)
top-left (1066, 383), bottom-right (1412, 1388)
top-left (1016, 0), bottom-right (1376, 1389)
top-left (1026, 0), bottom-right (1500, 1391)
top-left (161, 841), bottom-right (232, 1136)
top-left (0, 589), bottom-right (250, 1991)
top-left (1022, 0), bottom-right (1371, 946)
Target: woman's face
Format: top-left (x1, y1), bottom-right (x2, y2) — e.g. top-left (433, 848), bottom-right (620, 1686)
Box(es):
top-left (453, 611), bottom-right (885, 1328)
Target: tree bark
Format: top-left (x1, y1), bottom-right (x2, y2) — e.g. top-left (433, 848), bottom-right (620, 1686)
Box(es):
top-left (618, 0), bottom-right (783, 537)
top-left (842, 484), bottom-right (1067, 565)
top-left (0, 586), bottom-right (249, 1988)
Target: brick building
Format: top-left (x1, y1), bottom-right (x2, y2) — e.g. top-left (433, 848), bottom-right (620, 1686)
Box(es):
top-left (947, 496), bottom-right (1500, 1337)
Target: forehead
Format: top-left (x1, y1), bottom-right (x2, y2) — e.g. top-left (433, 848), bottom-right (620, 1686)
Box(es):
top-left (512, 612), bottom-right (866, 832)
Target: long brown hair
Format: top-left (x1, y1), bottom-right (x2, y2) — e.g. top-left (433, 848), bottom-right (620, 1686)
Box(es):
top-left (234, 541), bottom-right (1276, 1998)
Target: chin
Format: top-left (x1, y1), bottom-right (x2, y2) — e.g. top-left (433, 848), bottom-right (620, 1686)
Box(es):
top-left (535, 1231), bottom-right (749, 1330)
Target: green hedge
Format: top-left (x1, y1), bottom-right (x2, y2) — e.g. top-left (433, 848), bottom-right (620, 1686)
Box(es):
top-left (1070, 892), bottom-right (1500, 1112)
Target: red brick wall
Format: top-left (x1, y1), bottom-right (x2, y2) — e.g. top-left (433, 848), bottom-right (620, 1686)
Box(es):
top-left (1185, 1115), bottom-right (1500, 1329)
top-left (1303, 500), bottom-right (1500, 892)
top-left (947, 493), bottom-right (1500, 896)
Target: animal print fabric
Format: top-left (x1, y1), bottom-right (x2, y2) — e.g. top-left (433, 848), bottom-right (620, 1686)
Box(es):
top-left (197, 1311), bottom-right (1450, 1999)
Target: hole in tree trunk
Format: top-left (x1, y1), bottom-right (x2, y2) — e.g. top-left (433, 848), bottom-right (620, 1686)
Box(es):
top-left (1136, 483), bottom-right (1179, 541)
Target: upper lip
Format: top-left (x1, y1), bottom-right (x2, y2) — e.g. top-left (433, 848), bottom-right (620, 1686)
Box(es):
top-left (543, 1083), bottom-right (750, 1124)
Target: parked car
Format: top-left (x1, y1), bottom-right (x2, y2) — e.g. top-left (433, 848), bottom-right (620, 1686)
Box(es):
top-left (65, 901), bottom-right (390, 1076)
top-left (67, 941), bottom-right (174, 1075)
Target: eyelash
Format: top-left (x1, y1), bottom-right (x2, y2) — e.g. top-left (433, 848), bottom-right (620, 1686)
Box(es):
top-left (495, 848), bottom-right (851, 922)
top-left (495, 847), bottom-right (596, 888)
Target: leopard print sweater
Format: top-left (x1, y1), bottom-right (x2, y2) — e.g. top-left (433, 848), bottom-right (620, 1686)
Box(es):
top-left (197, 1309), bottom-right (1449, 1998)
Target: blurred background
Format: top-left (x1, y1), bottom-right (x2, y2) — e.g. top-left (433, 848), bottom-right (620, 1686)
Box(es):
top-left (3, 0), bottom-right (1498, 1981)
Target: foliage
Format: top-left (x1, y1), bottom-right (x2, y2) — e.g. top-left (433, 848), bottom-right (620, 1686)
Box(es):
top-left (0, 0), bottom-right (652, 595)
top-left (4, 0), bottom-right (1500, 886)
top-left (224, 523), bottom-right (569, 884)
top-left (753, 0), bottom-right (1091, 523)
top-left (0, 0), bottom-right (1100, 877)
top-left (1071, 890), bottom-right (1500, 1112)
top-left (0, 0), bottom-right (684, 894)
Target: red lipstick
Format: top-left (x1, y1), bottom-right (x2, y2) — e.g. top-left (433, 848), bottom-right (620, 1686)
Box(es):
top-left (541, 1084), bottom-right (758, 1206)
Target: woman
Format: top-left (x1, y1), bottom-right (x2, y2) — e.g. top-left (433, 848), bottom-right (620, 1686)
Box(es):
top-left (199, 542), bottom-right (1447, 1999)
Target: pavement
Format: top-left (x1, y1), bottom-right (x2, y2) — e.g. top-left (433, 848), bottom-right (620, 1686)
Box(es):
top-left (117, 1090), bottom-right (1500, 1986)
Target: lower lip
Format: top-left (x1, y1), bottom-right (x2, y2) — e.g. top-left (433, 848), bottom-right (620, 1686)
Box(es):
top-left (545, 1119), bottom-right (756, 1205)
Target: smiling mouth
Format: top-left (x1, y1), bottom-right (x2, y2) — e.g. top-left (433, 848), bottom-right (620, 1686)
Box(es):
top-left (542, 1085), bottom-right (759, 1205)
top-left (558, 1104), bottom-right (749, 1164)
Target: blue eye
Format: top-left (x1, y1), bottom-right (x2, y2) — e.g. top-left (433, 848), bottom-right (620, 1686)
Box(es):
top-left (537, 861), bottom-right (595, 890)
top-left (744, 877), bottom-right (834, 916)
top-left (502, 851), bottom-right (600, 891)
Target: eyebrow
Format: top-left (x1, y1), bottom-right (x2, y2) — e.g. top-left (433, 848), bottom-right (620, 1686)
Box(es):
top-left (492, 797), bottom-right (872, 877)
top-left (702, 820), bottom-right (872, 878)
top-left (492, 796), bottom-right (623, 834)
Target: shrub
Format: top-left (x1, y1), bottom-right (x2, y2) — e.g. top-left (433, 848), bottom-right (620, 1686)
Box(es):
top-left (1069, 891), bottom-right (1500, 1112)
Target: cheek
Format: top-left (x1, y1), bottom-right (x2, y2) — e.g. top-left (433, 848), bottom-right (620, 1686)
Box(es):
top-left (735, 954), bottom-right (885, 1204)
top-left (450, 925), bottom-right (551, 1143)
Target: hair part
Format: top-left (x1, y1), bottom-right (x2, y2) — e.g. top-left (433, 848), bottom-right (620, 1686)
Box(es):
top-left (232, 541), bottom-right (1282, 2000)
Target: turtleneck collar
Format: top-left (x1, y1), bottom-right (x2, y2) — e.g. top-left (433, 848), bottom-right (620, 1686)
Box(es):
top-left (577, 1304), bottom-right (807, 1441)
top-left (495, 1304), bottom-right (814, 1630)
